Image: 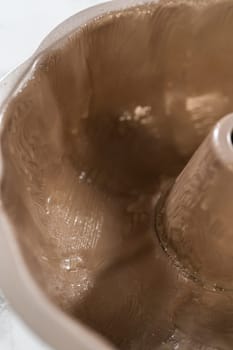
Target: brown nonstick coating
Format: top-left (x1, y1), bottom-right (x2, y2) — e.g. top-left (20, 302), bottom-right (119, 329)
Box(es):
top-left (1, 1), bottom-right (233, 349)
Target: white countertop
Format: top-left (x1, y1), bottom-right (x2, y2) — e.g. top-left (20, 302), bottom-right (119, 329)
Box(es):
top-left (0, 0), bottom-right (104, 76)
top-left (0, 1), bottom-right (104, 349)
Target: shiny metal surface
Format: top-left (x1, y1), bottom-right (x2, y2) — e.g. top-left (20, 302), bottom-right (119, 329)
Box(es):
top-left (0, 2), bottom-right (103, 350)
top-left (1, 1), bottom-right (233, 350)
top-left (163, 114), bottom-right (233, 290)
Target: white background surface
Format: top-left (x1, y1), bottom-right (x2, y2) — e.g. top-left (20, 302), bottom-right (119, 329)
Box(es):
top-left (0, 1), bottom-right (104, 349)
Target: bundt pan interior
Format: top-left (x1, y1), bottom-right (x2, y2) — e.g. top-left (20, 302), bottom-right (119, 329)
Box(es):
top-left (1, 0), bottom-right (233, 349)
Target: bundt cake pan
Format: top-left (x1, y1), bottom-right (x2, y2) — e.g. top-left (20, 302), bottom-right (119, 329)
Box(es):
top-left (1, 1), bottom-right (233, 350)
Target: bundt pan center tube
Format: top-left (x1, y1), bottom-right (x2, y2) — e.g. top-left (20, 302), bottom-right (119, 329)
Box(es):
top-left (1, 0), bottom-right (233, 349)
